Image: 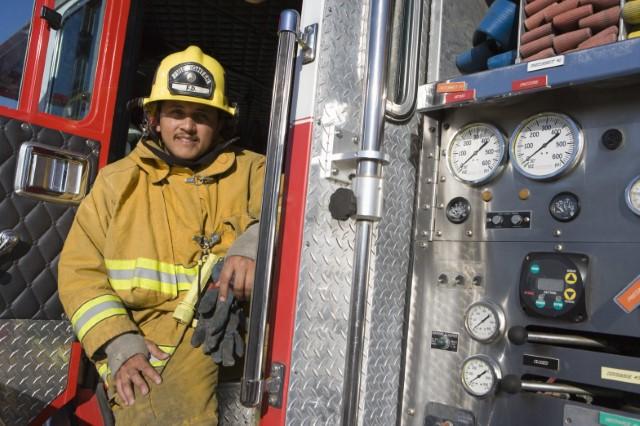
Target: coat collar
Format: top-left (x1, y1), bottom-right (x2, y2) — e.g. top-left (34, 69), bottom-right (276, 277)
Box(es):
top-left (131, 139), bottom-right (237, 184)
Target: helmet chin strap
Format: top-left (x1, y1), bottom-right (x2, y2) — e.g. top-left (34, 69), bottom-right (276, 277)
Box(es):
top-left (143, 136), bottom-right (240, 169)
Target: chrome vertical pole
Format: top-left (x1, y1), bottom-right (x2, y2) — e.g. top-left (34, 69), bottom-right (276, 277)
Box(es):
top-left (342, 0), bottom-right (393, 424)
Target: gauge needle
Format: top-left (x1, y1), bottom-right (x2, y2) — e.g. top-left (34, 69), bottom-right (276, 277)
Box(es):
top-left (472, 314), bottom-right (491, 330)
top-left (470, 370), bottom-right (488, 383)
top-left (460, 140), bottom-right (490, 168)
top-left (523, 133), bottom-right (560, 165)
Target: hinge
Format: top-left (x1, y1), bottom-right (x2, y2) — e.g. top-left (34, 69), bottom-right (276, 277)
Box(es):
top-left (265, 363), bottom-right (285, 408)
top-left (297, 23), bottom-right (318, 64)
top-left (41, 6), bottom-right (62, 30)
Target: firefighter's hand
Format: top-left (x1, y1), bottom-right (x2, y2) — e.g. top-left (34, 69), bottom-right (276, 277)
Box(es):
top-left (114, 340), bottom-right (168, 406)
top-left (216, 255), bottom-right (255, 301)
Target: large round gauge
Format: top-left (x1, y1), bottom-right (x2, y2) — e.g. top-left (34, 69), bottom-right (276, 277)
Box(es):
top-left (464, 301), bottom-right (506, 343)
top-left (447, 123), bottom-right (508, 185)
top-left (460, 355), bottom-right (502, 398)
top-left (625, 176), bottom-right (640, 216)
top-left (510, 112), bottom-right (584, 181)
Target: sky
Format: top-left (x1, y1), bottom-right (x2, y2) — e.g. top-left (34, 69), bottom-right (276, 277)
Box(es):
top-left (0, 1), bottom-right (34, 42)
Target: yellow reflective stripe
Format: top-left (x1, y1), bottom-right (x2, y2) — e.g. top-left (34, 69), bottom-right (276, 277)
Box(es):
top-left (105, 258), bottom-right (198, 295)
top-left (76, 307), bottom-right (128, 341)
top-left (71, 295), bottom-right (128, 341)
top-left (97, 364), bottom-right (109, 380)
top-left (105, 258), bottom-right (197, 276)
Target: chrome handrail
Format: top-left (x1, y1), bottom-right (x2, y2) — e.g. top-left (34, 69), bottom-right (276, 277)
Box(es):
top-left (385, 0), bottom-right (423, 122)
top-left (240, 9), bottom-right (299, 408)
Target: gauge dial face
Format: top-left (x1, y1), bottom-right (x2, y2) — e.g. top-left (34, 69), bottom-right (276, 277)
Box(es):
top-left (510, 113), bottom-right (583, 180)
top-left (625, 176), bottom-right (640, 216)
top-left (464, 301), bottom-right (505, 343)
top-left (446, 197), bottom-right (471, 224)
top-left (549, 192), bottom-right (580, 222)
top-left (461, 355), bottom-right (501, 398)
top-left (447, 123), bottom-right (507, 185)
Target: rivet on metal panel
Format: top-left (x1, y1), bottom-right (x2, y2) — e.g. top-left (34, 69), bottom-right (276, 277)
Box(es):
top-left (441, 149), bottom-right (446, 156)
top-left (455, 275), bottom-right (465, 286)
top-left (20, 123), bottom-right (30, 131)
top-left (407, 408), bottom-right (416, 416)
top-left (466, 230), bottom-right (473, 237)
top-left (472, 276), bottom-right (482, 286)
top-left (429, 127), bottom-right (435, 133)
top-left (427, 152), bottom-right (434, 159)
top-left (438, 274), bottom-right (448, 284)
top-left (443, 123), bottom-right (450, 130)
top-left (419, 241), bottom-right (428, 248)
top-left (554, 229), bottom-right (562, 237)
top-left (421, 230), bottom-right (428, 236)
top-left (436, 230), bottom-right (442, 236)
top-left (352, 136), bottom-right (358, 145)
top-left (438, 203), bottom-right (444, 209)
top-left (427, 178), bottom-right (433, 184)
top-left (555, 244), bottom-right (564, 252)
top-left (422, 204), bottom-right (431, 210)
top-left (335, 129), bottom-right (343, 138)
top-left (440, 176), bottom-right (446, 182)
top-left (332, 168), bottom-right (339, 176)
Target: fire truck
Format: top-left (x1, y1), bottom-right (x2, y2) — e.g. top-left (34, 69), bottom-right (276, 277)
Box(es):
top-left (2, 0), bottom-right (640, 424)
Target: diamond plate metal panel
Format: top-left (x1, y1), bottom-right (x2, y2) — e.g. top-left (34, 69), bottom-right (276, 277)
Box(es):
top-left (0, 320), bottom-right (73, 426)
top-left (286, 0), bottom-right (422, 424)
top-left (217, 383), bottom-right (256, 425)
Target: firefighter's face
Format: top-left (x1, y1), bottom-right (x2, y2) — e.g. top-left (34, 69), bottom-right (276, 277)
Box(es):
top-left (156, 101), bottom-right (221, 160)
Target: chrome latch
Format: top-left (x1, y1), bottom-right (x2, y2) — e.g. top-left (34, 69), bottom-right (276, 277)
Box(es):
top-left (0, 230), bottom-right (18, 257)
top-left (297, 23), bottom-right (318, 64)
top-left (14, 142), bottom-right (92, 204)
top-left (265, 363), bottom-right (285, 408)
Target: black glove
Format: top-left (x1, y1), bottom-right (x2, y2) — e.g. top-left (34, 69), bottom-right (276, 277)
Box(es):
top-left (191, 258), bottom-right (245, 366)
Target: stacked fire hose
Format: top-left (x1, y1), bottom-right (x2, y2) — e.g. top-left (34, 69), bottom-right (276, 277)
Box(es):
top-left (457, 0), bottom-right (640, 74)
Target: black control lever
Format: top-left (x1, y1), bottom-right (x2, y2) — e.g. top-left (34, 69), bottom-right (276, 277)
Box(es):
top-left (508, 326), bottom-right (608, 349)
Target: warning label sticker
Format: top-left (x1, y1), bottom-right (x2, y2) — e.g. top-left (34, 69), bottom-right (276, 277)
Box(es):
top-left (602, 366), bottom-right (640, 386)
top-left (614, 274), bottom-right (640, 313)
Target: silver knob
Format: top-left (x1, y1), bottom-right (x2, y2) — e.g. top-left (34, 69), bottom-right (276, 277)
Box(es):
top-left (0, 230), bottom-right (18, 257)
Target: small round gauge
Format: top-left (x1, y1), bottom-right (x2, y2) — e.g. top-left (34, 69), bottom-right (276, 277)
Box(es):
top-left (447, 123), bottom-right (508, 185)
top-left (446, 197), bottom-right (471, 224)
top-left (460, 355), bottom-right (502, 398)
top-left (549, 192), bottom-right (580, 222)
top-left (625, 176), bottom-right (640, 216)
top-left (464, 301), bottom-right (506, 343)
top-left (510, 112), bottom-right (584, 181)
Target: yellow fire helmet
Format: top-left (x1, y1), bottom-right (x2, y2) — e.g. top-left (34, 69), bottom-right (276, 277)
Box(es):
top-left (143, 45), bottom-right (236, 117)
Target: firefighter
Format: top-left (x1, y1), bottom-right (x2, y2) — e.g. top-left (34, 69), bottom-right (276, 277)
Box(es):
top-left (58, 46), bottom-right (264, 425)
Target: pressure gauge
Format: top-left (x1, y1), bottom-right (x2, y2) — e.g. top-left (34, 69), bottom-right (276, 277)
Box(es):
top-left (460, 355), bottom-right (502, 398)
top-left (625, 176), bottom-right (640, 216)
top-left (447, 123), bottom-right (507, 185)
top-left (549, 192), bottom-right (580, 222)
top-left (464, 301), bottom-right (506, 343)
top-left (510, 112), bottom-right (584, 181)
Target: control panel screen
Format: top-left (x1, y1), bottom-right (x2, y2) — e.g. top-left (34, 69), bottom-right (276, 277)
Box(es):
top-left (537, 278), bottom-right (564, 292)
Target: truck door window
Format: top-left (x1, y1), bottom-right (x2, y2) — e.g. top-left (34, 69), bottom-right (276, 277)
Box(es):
top-left (0, 1), bottom-right (35, 109)
top-left (39, 0), bottom-right (105, 120)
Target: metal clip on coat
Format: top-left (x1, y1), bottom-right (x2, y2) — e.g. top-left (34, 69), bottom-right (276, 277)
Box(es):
top-left (173, 253), bottom-right (219, 325)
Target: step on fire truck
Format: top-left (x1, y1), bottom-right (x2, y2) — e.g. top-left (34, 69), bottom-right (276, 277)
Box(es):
top-left (1, 0), bottom-right (640, 424)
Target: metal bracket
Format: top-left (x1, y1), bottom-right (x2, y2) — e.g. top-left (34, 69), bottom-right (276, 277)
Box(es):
top-left (297, 23), bottom-right (318, 64)
top-left (265, 362), bottom-right (285, 408)
top-left (320, 126), bottom-right (390, 184)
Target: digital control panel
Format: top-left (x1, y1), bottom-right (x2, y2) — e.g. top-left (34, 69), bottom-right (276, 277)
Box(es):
top-left (519, 252), bottom-right (588, 322)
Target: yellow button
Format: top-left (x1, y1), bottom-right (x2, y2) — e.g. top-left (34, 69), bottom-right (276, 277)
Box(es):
top-left (564, 288), bottom-right (577, 301)
top-left (565, 272), bottom-right (577, 285)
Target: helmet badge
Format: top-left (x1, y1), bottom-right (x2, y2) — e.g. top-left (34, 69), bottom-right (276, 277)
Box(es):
top-left (167, 62), bottom-right (215, 100)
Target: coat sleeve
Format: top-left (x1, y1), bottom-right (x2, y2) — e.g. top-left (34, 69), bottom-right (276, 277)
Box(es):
top-left (248, 154), bottom-right (266, 221)
top-left (58, 172), bottom-right (139, 358)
